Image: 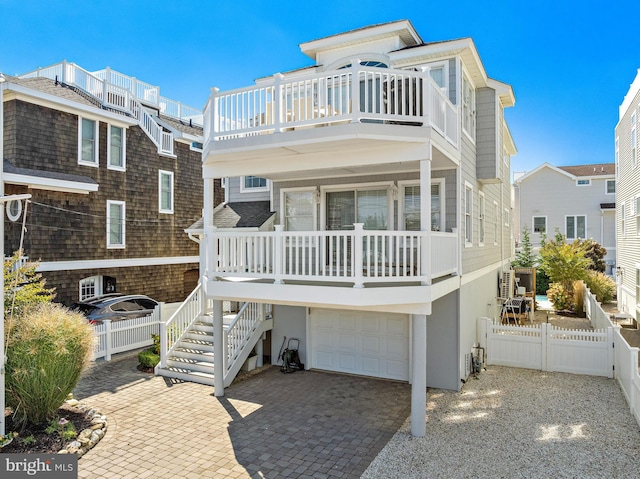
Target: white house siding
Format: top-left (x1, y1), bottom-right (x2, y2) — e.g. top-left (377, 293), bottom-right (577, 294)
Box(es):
top-left (476, 88), bottom-right (498, 180)
top-left (516, 168), bottom-right (614, 250)
top-left (270, 305), bottom-right (307, 366)
top-left (616, 72), bottom-right (640, 317)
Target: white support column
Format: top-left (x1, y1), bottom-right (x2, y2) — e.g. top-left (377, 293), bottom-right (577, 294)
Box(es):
top-left (411, 314), bottom-right (427, 437)
top-left (420, 158), bottom-right (432, 285)
top-left (213, 299), bottom-right (224, 397)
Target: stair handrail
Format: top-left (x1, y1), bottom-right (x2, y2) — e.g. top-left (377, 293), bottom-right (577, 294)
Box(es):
top-left (19, 61), bottom-right (174, 156)
top-left (224, 302), bottom-right (263, 374)
top-left (159, 284), bottom-right (203, 369)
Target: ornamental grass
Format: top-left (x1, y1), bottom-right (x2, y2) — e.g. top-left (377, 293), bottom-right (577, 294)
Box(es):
top-left (5, 303), bottom-right (95, 428)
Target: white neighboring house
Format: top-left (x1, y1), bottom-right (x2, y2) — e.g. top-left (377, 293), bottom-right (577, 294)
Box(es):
top-left (162, 20), bottom-right (517, 437)
top-left (513, 163), bottom-right (616, 273)
top-left (615, 69), bottom-right (640, 319)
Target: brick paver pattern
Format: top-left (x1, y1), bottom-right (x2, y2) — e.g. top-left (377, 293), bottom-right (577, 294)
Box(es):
top-left (73, 354), bottom-right (411, 478)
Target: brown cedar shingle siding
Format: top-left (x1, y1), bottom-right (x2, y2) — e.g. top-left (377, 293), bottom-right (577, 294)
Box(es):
top-left (2, 98), bottom-right (203, 305)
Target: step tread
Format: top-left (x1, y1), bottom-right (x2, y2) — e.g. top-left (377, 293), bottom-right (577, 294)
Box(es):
top-left (167, 356), bottom-right (214, 367)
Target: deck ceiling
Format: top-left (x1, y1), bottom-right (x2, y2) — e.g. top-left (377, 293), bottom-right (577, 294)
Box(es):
top-left (204, 123), bottom-right (458, 180)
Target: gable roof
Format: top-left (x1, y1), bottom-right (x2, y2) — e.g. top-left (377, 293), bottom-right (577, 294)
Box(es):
top-left (557, 164), bottom-right (615, 177)
top-left (515, 162), bottom-right (615, 184)
top-left (186, 201), bottom-right (275, 233)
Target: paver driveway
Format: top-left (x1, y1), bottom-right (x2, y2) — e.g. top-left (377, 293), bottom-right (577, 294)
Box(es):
top-left (73, 353), bottom-right (410, 478)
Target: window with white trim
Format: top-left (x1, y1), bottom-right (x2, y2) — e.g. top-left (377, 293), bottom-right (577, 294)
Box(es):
top-left (283, 190), bottom-right (315, 231)
top-left (504, 208), bottom-right (510, 227)
top-left (533, 216), bottom-right (546, 234)
top-left (632, 112), bottom-right (637, 168)
top-left (621, 202), bottom-right (626, 237)
top-left (400, 182), bottom-right (444, 232)
top-left (493, 201), bottom-right (499, 245)
top-left (79, 276), bottom-right (97, 301)
top-left (464, 183), bottom-right (473, 245)
top-left (108, 125), bottom-right (125, 170)
top-left (107, 200), bottom-right (125, 248)
top-left (462, 74), bottom-right (475, 140)
top-left (241, 176), bottom-right (268, 191)
top-left (636, 268), bottom-right (640, 309)
top-left (576, 179), bottom-right (591, 186)
top-left (606, 179), bottom-right (615, 194)
top-left (566, 215), bottom-right (586, 240)
top-left (159, 170), bottom-right (174, 214)
top-left (636, 196), bottom-right (640, 236)
top-left (478, 191), bottom-right (485, 245)
top-left (79, 117), bottom-right (98, 165)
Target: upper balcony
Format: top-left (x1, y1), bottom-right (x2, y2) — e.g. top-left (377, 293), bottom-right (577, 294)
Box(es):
top-left (203, 65), bottom-right (460, 177)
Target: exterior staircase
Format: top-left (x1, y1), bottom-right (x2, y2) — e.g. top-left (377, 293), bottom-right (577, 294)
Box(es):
top-left (19, 61), bottom-right (203, 156)
top-left (155, 285), bottom-right (273, 387)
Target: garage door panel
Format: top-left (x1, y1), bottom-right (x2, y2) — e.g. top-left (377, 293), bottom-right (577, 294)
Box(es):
top-left (310, 309), bottom-right (409, 381)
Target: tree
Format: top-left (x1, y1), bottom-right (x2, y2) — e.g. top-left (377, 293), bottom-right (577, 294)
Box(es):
top-left (575, 238), bottom-right (607, 273)
top-left (538, 234), bottom-right (590, 310)
top-left (4, 249), bottom-right (55, 320)
top-left (513, 227), bottom-right (536, 268)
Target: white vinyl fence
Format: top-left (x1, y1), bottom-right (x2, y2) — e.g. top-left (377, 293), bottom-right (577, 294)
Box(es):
top-left (93, 302), bottom-right (179, 360)
top-left (479, 319), bottom-right (614, 378)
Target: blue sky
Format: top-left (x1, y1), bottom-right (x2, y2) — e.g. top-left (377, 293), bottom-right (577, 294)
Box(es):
top-left (1, 0), bottom-right (638, 174)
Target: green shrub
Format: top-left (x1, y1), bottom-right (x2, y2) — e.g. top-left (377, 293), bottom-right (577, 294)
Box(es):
top-left (585, 270), bottom-right (617, 303)
top-left (536, 269), bottom-right (550, 295)
top-left (138, 348), bottom-right (160, 369)
top-left (5, 303), bottom-right (94, 428)
top-left (547, 283), bottom-right (573, 311)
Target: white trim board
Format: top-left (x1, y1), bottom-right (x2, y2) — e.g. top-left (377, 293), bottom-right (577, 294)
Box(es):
top-left (36, 256), bottom-right (199, 272)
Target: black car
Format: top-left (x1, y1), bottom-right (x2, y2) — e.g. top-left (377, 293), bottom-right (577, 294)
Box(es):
top-left (71, 294), bottom-right (159, 323)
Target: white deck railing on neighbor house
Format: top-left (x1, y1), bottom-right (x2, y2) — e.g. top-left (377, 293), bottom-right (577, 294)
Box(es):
top-left (205, 65), bottom-right (459, 146)
top-left (19, 61), bottom-right (202, 155)
top-left (205, 224), bottom-right (458, 287)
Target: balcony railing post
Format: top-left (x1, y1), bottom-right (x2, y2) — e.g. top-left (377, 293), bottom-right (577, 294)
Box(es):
top-left (274, 73), bottom-right (284, 133)
top-left (210, 87), bottom-right (219, 138)
top-left (159, 321), bottom-right (167, 369)
top-left (61, 60), bottom-right (67, 84)
top-left (274, 225), bottom-right (284, 284)
top-left (420, 67), bottom-right (430, 128)
top-left (353, 223), bottom-right (364, 288)
top-left (350, 59), bottom-right (361, 123)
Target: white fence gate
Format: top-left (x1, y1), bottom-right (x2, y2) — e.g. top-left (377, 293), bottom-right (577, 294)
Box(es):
top-left (479, 318), bottom-right (614, 378)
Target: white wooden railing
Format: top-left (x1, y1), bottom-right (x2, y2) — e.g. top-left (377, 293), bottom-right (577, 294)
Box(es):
top-left (206, 224), bottom-right (458, 287)
top-left (205, 65), bottom-right (459, 147)
top-left (19, 61), bottom-right (179, 155)
top-left (93, 310), bottom-right (161, 361)
top-left (223, 302), bottom-right (263, 374)
top-left (158, 284), bottom-right (207, 369)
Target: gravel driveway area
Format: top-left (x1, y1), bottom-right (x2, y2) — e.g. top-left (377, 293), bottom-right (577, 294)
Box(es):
top-left (362, 366), bottom-right (640, 479)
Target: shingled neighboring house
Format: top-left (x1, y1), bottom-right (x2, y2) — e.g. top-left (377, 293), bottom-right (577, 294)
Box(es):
top-left (0, 63), bottom-right (219, 305)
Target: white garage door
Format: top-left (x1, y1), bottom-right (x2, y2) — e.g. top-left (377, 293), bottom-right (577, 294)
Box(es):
top-left (309, 309), bottom-right (409, 381)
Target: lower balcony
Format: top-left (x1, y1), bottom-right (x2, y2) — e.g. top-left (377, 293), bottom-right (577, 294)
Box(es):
top-left (203, 224), bottom-right (459, 312)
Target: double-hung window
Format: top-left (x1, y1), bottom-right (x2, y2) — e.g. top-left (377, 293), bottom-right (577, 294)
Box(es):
top-left (400, 182), bottom-right (444, 232)
top-left (493, 201), bottom-right (499, 245)
top-left (464, 183), bottom-right (473, 245)
top-left (462, 74), bottom-right (475, 140)
top-left (107, 200), bottom-right (126, 248)
top-left (621, 202), bottom-right (626, 237)
top-left (636, 196), bottom-right (640, 236)
top-left (283, 190), bottom-right (315, 231)
top-left (79, 117), bottom-right (98, 166)
top-left (566, 215), bottom-right (586, 240)
top-left (159, 170), bottom-right (174, 214)
top-left (108, 125), bottom-right (126, 170)
top-left (632, 112), bottom-right (637, 168)
top-left (533, 216), bottom-right (547, 234)
top-left (478, 191), bottom-right (485, 245)
top-left (606, 179), bottom-right (615, 194)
